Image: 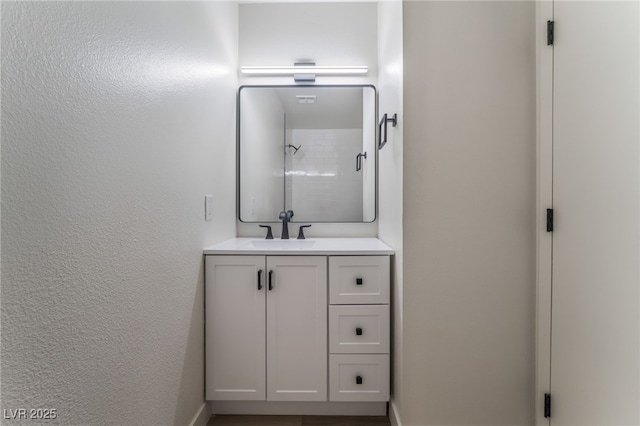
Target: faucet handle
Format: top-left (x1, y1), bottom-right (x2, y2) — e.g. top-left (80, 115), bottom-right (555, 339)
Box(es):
top-left (259, 225), bottom-right (273, 239)
top-left (297, 225), bottom-right (312, 240)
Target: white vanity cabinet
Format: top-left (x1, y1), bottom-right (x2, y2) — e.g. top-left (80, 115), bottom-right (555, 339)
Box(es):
top-left (328, 256), bottom-right (390, 402)
top-left (205, 255), bottom-right (327, 402)
top-left (204, 238), bottom-right (393, 413)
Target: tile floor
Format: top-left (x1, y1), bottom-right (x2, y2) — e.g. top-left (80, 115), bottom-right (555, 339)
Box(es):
top-left (207, 415), bottom-right (391, 426)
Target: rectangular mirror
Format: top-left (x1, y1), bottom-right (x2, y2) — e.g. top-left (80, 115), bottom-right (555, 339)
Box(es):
top-left (238, 85), bottom-right (377, 223)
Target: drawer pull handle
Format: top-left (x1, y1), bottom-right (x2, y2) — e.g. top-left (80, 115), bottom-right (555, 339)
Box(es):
top-left (356, 375), bottom-right (363, 385)
top-left (356, 327), bottom-right (363, 336)
top-left (258, 269), bottom-right (263, 290)
top-left (356, 278), bottom-right (363, 285)
top-left (268, 270), bottom-right (274, 291)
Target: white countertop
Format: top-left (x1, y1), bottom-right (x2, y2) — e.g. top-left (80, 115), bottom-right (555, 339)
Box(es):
top-left (203, 237), bottom-right (394, 256)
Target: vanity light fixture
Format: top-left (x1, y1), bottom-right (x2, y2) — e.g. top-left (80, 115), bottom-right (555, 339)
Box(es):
top-left (240, 64), bottom-right (368, 82)
top-left (240, 65), bottom-right (368, 75)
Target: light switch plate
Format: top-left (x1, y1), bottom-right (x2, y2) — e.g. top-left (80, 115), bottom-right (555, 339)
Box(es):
top-left (205, 196), bottom-right (213, 221)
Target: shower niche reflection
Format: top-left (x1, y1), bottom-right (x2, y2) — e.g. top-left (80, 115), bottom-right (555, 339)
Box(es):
top-left (238, 85), bottom-right (376, 223)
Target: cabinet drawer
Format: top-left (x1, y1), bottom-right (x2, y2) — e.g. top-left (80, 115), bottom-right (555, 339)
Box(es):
top-left (329, 256), bottom-right (390, 304)
top-left (329, 354), bottom-right (390, 402)
top-left (329, 305), bottom-right (390, 354)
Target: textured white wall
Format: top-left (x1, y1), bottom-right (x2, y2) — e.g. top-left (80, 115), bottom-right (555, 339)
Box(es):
top-left (402, 2), bottom-right (535, 425)
top-left (1, 2), bottom-right (238, 424)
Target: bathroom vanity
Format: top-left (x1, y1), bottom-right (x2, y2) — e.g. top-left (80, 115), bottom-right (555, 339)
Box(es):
top-left (203, 238), bottom-right (393, 415)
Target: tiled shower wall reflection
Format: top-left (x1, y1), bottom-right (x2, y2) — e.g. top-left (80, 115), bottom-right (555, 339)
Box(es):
top-left (285, 129), bottom-right (364, 222)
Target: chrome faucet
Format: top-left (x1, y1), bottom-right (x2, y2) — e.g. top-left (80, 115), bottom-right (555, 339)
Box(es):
top-left (278, 210), bottom-right (294, 239)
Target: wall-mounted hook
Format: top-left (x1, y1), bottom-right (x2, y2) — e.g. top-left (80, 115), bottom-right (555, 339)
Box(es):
top-left (378, 113), bottom-right (397, 150)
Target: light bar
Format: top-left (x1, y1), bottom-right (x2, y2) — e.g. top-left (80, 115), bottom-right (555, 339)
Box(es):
top-left (240, 66), bottom-right (368, 76)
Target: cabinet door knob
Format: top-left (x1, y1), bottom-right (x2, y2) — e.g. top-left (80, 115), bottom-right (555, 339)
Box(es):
top-left (258, 269), bottom-right (263, 290)
top-left (356, 327), bottom-right (363, 336)
top-left (268, 270), bottom-right (274, 291)
top-left (356, 375), bottom-right (363, 385)
top-left (356, 278), bottom-right (363, 285)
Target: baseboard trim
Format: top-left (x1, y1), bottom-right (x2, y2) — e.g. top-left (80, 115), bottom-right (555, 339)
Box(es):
top-left (211, 401), bottom-right (387, 416)
top-left (189, 402), bottom-right (211, 426)
top-left (388, 399), bottom-right (402, 426)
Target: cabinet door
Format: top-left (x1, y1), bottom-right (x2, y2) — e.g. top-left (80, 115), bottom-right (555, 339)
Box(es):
top-left (205, 256), bottom-right (266, 401)
top-left (266, 256), bottom-right (327, 401)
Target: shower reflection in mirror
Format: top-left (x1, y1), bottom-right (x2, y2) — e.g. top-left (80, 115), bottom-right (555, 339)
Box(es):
top-left (238, 85), bottom-right (377, 223)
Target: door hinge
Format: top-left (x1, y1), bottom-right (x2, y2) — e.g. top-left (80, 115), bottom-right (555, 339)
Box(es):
top-left (546, 209), bottom-right (554, 232)
top-left (547, 20), bottom-right (554, 45)
top-left (544, 393), bottom-right (551, 418)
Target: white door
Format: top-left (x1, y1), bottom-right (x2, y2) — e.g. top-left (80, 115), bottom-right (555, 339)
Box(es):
top-left (550, 2), bottom-right (639, 424)
top-left (205, 256), bottom-right (266, 401)
top-left (266, 256), bottom-right (327, 401)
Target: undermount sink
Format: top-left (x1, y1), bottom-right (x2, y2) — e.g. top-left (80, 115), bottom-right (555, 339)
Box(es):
top-left (248, 239), bottom-right (317, 250)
